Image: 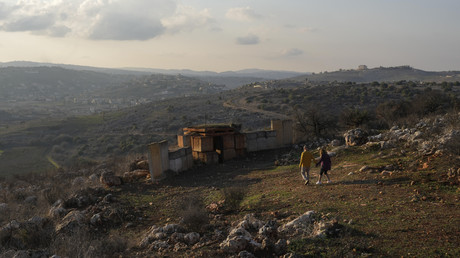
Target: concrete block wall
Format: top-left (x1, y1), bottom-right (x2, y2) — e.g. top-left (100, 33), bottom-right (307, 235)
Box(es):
top-left (271, 119), bottom-right (293, 146)
top-left (169, 147), bottom-right (193, 173)
top-left (245, 130), bottom-right (278, 152)
top-left (148, 140), bottom-right (170, 180)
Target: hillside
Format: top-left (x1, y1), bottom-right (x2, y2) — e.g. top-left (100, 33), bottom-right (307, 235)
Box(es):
top-left (293, 66), bottom-right (460, 83)
top-left (0, 114), bottom-right (458, 256)
top-left (1, 77), bottom-right (458, 175)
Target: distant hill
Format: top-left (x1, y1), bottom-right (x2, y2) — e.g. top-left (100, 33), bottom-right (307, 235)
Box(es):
top-left (98, 73), bottom-right (226, 99)
top-left (121, 67), bottom-right (305, 80)
top-left (0, 66), bottom-right (135, 101)
top-left (1, 61), bottom-right (305, 89)
top-left (0, 66), bottom-right (226, 105)
top-left (293, 66), bottom-right (460, 83)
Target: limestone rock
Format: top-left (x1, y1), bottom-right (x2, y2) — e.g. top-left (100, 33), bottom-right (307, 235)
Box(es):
top-left (49, 200), bottom-right (67, 218)
top-left (55, 210), bottom-right (86, 234)
top-left (278, 211), bottom-right (315, 236)
top-left (359, 166), bottom-right (370, 172)
top-left (184, 232), bottom-right (200, 245)
top-left (24, 195), bottom-right (38, 205)
top-left (220, 226), bottom-right (261, 253)
top-left (100, 170), bottom-right (121, 187)
top-left (123, 169), bottom-right (150, 182)
top-left (344, 128), bottom-right (368, 146)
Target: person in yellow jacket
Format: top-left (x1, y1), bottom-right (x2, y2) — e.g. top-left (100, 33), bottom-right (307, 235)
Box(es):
top-left (299, 145), bottom-right (316, 185)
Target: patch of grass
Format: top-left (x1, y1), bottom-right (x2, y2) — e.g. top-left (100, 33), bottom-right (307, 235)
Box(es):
top-left (0, 147), bottom-right (55, 176)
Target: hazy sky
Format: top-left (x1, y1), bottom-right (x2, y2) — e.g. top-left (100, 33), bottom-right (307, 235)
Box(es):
top-left (0, 0), bottom-right (459, 72)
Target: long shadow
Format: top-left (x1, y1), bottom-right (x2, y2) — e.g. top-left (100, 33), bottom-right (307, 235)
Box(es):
top-left (338, 176), bottom-right (411, 186)
top-left (145, 149), bottom-right (285, 190)
top-left (163, 159), bottom-right (271, 188)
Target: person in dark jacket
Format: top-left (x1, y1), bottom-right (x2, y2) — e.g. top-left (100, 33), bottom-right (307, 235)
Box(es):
top-left (316, 148), bottom-right (332, 184)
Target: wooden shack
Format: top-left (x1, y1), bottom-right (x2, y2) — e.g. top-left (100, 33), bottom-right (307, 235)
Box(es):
top-left (178, 124), bottom-right (246, 164)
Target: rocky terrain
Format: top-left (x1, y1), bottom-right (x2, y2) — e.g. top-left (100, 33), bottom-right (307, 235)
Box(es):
top-left (0, 111), bottom-right (458, 257)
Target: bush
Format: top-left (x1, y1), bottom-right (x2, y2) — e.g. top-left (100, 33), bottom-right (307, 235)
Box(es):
top-left (222, 187), bottom-right (246, 212)
top-left (178, 194), bottom-right (209, 232)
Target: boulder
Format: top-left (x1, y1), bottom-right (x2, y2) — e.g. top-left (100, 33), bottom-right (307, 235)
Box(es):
top-left (330, 139), bottom-right (341, 147)
top-left (359, 166), bottom-right (370, 172)
top-left (344, 129), bottom-right (368, 146)
top-left (149, 240), bottom-right (169, 251)
top-left (90, 213), bottom-right (101, 225)
top-left (220, 226), bottom-right (261, 253)
top-left (184, 232), bottom-right (200, 245)
top-left (278, 211), bottom-right (315, 236)
top-left (312, 220), bottom-right (341, 238)
top-left (49, 200), bottom-right (67, 218)
top-left (55, 210), bottom-right (86, 234)
top-left (379, 140), bottom-right (395, 150)
top-left (88, 174), bottom-right (99, 184)
top-left (137, 160), bottom-right (150, 170)
top-left (100, 170), bottom-right (121, 187)
top-left (236, 213), bottom-right (264, 231)
top-left (123, 170), bottom-right (150, 182)
top-left (24, 195), bottom-right (38, 205)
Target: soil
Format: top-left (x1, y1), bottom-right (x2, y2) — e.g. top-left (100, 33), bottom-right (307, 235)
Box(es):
top-left (111, 147), bottom-right (459, 257)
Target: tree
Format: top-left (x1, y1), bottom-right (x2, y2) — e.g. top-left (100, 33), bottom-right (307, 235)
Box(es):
top-left (293, 106), bottom-right (337, 138)
top-left (375, 100), bottom-right (411, 127)
top-left (339, 108), bottom-right (373, 129)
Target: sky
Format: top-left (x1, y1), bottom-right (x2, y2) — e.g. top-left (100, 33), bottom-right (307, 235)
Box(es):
top-left (0, 0), bottom-right (459, 73)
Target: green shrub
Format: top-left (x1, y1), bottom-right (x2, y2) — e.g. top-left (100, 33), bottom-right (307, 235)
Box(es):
top-left (222, 187), bottom-right (246, 212)
top-left (178, 194), bottom-right (209, 232)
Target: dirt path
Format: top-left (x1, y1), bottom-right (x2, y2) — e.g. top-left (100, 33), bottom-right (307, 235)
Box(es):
top-left (223, 97), bottom-right (290, 120)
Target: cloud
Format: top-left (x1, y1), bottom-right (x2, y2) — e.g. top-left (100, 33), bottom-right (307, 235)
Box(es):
top-left (236, 34), bottom-right (260, 45)
top-left (89, 14), bottom-right (165, 40)
top-left (0, 0), bottom-right (201, 41)
top-left (162, 5), bottom-right (217, 34)
top-left (2, 14), bottom-right (55, 32)
top-left (49, 25), bottom-right (72, 37)
top-left (226, 7), bottom-right (262, 22)
top-left (87, 0), bottom-right (175, 40)
top-left (0, 2), bottom-right (12, 20)
top-left (281, 48), bottom-right (303, 57)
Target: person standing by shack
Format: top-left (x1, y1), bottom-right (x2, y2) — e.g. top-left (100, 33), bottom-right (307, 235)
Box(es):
top-left (299, 145), bottom-right (316, 185)
top-left (316, 148), bottom-right (332, 184)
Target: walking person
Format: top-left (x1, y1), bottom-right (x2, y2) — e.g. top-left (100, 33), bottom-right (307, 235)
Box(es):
top-left (316, 148), bottom-right (332, 184)
top-left (299, 145), bottom-right (316, 185)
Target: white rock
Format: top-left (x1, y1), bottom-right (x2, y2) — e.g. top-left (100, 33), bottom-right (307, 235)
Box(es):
top-left (278, 211), bottom-right (315, 235)
top-left (184, 232), bottom-right (200, 245)
top-left (90, 213), bottom-right (101, 225)
top-left (359, 166), bottom-right (369, 172)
